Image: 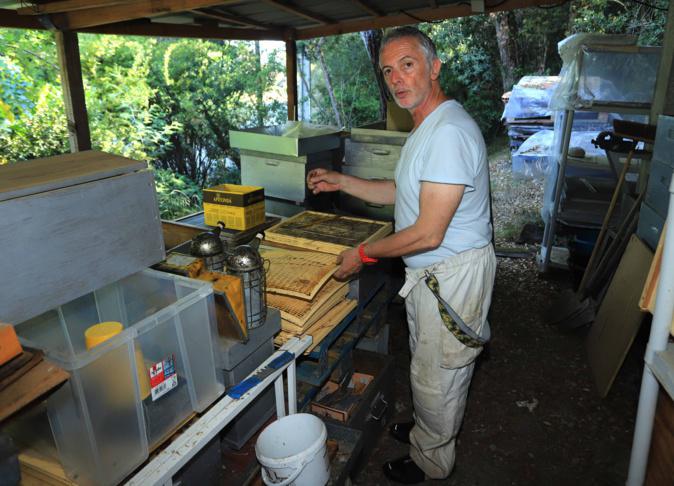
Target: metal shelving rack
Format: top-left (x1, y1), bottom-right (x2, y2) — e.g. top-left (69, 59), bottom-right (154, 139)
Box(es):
top-left (538, 40), bottom-right (660, 272)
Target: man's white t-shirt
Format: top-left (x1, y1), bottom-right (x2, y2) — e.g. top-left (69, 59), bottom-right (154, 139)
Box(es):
top-left (394, 99), bottom-right (492, 268)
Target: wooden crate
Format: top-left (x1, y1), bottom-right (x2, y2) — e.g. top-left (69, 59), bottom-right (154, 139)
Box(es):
top-left (0, 151), bottom-right (164, 325)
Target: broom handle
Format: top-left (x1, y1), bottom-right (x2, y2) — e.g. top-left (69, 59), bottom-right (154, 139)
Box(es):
top-left (578, 149), bottom-right (635, 295)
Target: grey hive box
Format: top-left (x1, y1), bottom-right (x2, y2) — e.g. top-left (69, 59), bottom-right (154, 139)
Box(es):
top-left (229, 122), bottom-right (341, 157)
top-left (0, 150), bottom-right (165, 325)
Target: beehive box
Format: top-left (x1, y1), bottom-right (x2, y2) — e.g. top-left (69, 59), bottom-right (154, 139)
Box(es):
top-left (0, 151), bottom-right (165, 326)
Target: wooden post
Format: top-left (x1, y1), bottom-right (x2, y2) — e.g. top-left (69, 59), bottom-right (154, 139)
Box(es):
top-left (650, 2), bottom-right (674, 120)
top-left (55, 30), bottom-right (92, 152)
top-left (286, 39), bottom-right (298, 121)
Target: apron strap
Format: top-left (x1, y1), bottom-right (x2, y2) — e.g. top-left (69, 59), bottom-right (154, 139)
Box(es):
top-left (424, 271), bottom-right (489, 349)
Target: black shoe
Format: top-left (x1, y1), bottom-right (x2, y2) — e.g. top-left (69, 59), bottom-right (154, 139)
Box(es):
top-left (389, 421), bottom-right (414, 444)
top-left (382, 455), bottom-right (426, 484)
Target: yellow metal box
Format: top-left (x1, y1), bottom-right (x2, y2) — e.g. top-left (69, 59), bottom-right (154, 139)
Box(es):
top-left (203, 184), bottom-right (265, 230)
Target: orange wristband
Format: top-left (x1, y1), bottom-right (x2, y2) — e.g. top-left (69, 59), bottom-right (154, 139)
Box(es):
top-left (358, 243), bottom-right (378, 264)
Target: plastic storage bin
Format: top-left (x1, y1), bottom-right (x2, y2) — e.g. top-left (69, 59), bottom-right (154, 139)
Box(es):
top-left (14, 269), bottom-right (224, 486)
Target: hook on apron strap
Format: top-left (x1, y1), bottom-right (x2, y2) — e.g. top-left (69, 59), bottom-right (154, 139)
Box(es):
top-left (423, 271), bottom-right (489, 349)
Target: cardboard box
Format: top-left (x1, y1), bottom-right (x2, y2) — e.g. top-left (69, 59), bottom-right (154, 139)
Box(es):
top-left (310, 372), bottom-right (373, 422)
top-left (203, 184), bottom-right (265, 230)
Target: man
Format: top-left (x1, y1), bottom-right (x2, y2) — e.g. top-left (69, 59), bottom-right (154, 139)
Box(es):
top-left (307, 26), bottom-right (496, 484)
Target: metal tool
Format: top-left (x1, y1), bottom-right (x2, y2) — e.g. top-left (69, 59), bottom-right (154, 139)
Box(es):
top-left (190, 225), bottom-right (226, 272)
top-left (226, 351), bottom-right (294, 399)
top-left (225, 242), bottom-right (267, 330)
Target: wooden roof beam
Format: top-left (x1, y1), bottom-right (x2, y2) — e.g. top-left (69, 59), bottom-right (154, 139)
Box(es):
top-left (190, 9), bottom-right (252, 27)
top-left (192, 7), bottom-right (277, 30)
top-left (17, 1), bottom-right (135, 15)
top-left (47, 0), bottom-right (241, 30)
top-left (349, 0), bottom-right (383, 17)
top-left (85, 19), bottom-right (285, 40)
top-left (295, 0), bottom-right (559, 39)
top-left (261, 0), bottom-right (334, 25)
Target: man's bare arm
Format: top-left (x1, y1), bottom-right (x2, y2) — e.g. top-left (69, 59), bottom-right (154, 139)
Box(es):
top-left (334, 181), bottom-right (464, 279)
top-left (307, 169), bottom-right (396, 205)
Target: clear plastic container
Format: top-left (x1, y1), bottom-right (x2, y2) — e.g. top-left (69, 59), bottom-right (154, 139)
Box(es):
top-left (14, 269), bottom-right (224, 486)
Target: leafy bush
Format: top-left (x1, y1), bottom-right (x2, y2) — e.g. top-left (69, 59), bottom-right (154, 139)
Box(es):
top-left (152, 168), bottom-right (202, 220)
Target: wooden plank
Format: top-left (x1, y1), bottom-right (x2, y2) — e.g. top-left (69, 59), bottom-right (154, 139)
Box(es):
top-left (0, 360), bottom-right (69, 423)
top-left (19, 449), bottom-right (75, 486)
top-left (586, 235), bottom-right (654, 397)
top-left (0, 350), bottom-right (42, 391)
top-left (0, 171), bottom-right (165, 325)
top-left (275, 298), bottom-right (357, 353)
top-left (197, 271), bottom-right (247, 339)
top-left (0, 150), bottom-right (144, 202)
top-left (260, 246), bottom-right (338, 299)
top-left (161, 220), bottom-right (204, 250)
top-left (55, 31), bottom-right (91, 153)
top-left (0, 9), bottom-right (44, 28)
top-left (286, 39), bottom-right (298, 121)
top-left (49, 0), bottom-right (237, 30)
top-left (348, 0), bottom-right (382, 17)
top-left (191, 7), bottom-right (276, 29)
top-left (267, 278), bottom-right (348, 327)
top-left (645, 388), bottom-right (674, 485)
top-left (262, 0), bottom-right (334, 25)
top-left (264, 210), bottom-right (392, 255)
top-left (17, 0), bottom-right (135, 15)
top-left (83, 19), bottom-right (285, 40)
top-left (640, 223), bottom-right (666, 314)
top-left (294, 0), bottom-right (560, 39)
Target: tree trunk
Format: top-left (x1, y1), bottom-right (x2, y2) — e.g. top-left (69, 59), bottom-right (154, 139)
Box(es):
top-left (254, 40), bottom-right (264, 126)
top-left (360, 29), bottom-right (388, 120)
top-left (491, 11), bottom-right (519, 92)
top-left (315, 38), bottom-right (342, 127)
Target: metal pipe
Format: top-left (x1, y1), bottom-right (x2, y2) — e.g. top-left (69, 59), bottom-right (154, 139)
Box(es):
top-left (540, 109), bottom-right (574, 271)
top-left (626, 171), bottom-right (674, 485)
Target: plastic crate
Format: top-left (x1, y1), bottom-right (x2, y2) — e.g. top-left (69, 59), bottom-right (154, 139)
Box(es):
top-left (14, 269), bottom-right (224, 486)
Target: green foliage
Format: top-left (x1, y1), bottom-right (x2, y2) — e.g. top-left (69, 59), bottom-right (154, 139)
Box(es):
top-left (152, 168), bottom-right (203, 220)
top-left (0, 30), bottom-right (65, 164)
top-left (148, 39), bottom-right (286, 186)
top-left (300, 34), bottom-right (382, 128)
top-left (427, 19), bottom-right (504, 139)
top-left (570, 0), bottom-right (668, 45)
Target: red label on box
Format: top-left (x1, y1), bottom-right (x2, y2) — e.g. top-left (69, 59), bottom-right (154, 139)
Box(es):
top-left (149, 355), bottom-right (178, 401)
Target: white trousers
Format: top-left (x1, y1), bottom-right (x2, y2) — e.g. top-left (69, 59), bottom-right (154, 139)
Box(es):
top-left (401, 244), bottom-right (496, 479)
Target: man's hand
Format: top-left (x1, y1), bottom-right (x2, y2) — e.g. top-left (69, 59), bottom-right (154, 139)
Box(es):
top-left (334, 247), bottom-right (362, 280)
top-left (307, 169), bottom-right (342, 195)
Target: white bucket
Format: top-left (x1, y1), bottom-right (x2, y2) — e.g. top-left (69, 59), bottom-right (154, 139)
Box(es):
top-left (255, 413), bottom-right (330, 486)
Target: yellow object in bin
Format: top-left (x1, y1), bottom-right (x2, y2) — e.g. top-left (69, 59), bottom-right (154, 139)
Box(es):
top-left (84, 322), bottom-right (151, 400)
top-left (84, 321), bottom-right (123, 349)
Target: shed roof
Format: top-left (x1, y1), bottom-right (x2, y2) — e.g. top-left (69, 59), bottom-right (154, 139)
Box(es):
top-left (0, 0), bottom-right (559, 40)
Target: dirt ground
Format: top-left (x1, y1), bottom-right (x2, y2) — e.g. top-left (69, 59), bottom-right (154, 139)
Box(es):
top-left (352, 144), bottom-right (646, 485)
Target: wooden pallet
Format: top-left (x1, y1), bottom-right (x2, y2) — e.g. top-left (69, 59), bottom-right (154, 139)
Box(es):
top-left (260, 245), bottom-right (338, 300)
top-left (263, 211), bottom-right (392, 255)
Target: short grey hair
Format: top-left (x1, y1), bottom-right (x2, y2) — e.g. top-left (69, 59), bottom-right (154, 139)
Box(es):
top-left (379, 26), bottom-right (438, 68)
